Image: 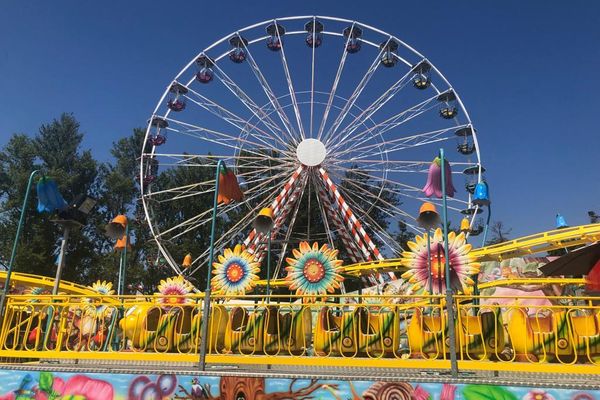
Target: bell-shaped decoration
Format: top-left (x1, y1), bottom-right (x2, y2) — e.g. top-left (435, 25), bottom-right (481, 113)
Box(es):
top-left (422, 157), bottom-right (456, 198)
top-left (217, 163), bottom-right (243, 204)
top-left (254, 207), bottom-right (274, 234)
top-left (417, 202), bottom-right (440, 230)
top-left (106, 214), bottom-right (128, 239)
top-left (182, 253), bottom-right (192, 268)
top-left (472, 182), bottom-right (490, 206)
top-left (556, 213), bottom-right (568, 229)
top-left (36, 176), bottom-right (67, 213)
top-left (113, 234), bottom-right (130, 252)
top-left (460, 217), bottom-right (471, 233)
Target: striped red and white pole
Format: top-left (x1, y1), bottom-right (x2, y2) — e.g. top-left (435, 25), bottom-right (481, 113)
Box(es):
top-left (319, 168), bottom-right (384, 261)
top-left (244, 166), bottom-right (304, 251)
top-left (315, 181), bottom-right (363, 263)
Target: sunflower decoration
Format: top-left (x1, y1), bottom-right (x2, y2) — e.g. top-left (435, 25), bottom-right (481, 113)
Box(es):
top-left (156, 275), bottom-right (194, 308)
top-left (211, 244), bottom-right (260, 295)
top-left (86, 280), bottom-right (116, 317)
top-left (23, 286), bottom-right (51, 303)
top-left (400, 228), bottom-right (480, 295)
top-left (284, 242), bottom-right (344, 301)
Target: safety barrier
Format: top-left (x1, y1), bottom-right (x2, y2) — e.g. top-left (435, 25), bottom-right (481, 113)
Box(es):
top-left (0, 293), bottom-right (598, 373)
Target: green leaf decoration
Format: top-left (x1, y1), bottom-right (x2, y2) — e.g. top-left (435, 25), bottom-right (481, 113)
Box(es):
top-left (39, 372), bottom-right (54, 392)
top-left (60, 395), bottom-right (87, 400)
top-left (462, 385), bottom-right (518, 400)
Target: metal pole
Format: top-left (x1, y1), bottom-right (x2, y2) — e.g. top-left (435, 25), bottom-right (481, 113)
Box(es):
top-left (52, 225), bottom-right (70, 295)
top-left (426, 230), bottom-right (432, 296)
top-left (266, 234), bottom-right (271, 304)
top-left (199, 159), bottom-right (223, 370)
top-left (0, 170), bottom-right (40, 322)
top-left (117, 224), bottom-right (129, 296)
top-left (439, 148), bottom-right (459, 377)
top-left (474, 204), bottom-right (491, 305)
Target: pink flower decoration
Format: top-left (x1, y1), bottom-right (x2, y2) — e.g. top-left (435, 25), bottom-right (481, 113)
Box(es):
top-left (522, 389), bottom-right (556, 400)
top-left (422, 157), bottom-right (456, 198)
top-left (441, 383), bottom-right (457, 400)
top-left (413, 385), bottom-right (431, 400)
top-left (49, 375), bottom-right (114, 400)
top-left (0, 393), bottom-right (15, 400)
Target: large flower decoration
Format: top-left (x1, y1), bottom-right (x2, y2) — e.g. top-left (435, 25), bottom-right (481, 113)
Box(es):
top-left (212, 244), bottom-right (260, 295)
top-left (156, 275), bottom-right (194, 307)
top-left (86, 280), bottom-right (116, 317)
top-left (284, 242), bottom-right (344, 301)
top-left (400, 228), bottom-right (480, 295)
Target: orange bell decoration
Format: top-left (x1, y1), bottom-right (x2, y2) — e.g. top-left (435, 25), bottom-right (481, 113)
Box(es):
top-left (254, 207), bottom-right (274, 234)
top-left (182, 253), bottom-right (192, 269)
top-left (217, 164), bottom-right (243, 204)
top-left (106, 214), bottom-right (130, 252)
top-left (460, 217), bottom-right (471, 234)
top-left (417, 202), bottom-right (440, 230)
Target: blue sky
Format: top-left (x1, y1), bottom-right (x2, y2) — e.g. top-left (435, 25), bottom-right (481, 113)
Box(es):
top-left (1, 1), bottom-right (599, 239)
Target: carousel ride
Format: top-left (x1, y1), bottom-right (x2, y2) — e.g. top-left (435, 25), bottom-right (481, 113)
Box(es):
top-left (1, 16), bottom-right (599, 376)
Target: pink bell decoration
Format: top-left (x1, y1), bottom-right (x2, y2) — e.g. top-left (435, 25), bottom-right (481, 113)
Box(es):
top-left (422, 157), bottom-right (456, 198)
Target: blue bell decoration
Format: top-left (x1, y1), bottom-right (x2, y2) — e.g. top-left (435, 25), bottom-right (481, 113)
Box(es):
top-left (472, 181), bottom-right (490, 206)
top-left (36, 176), bottom-right (67, 213)
top-left (556, 213), bottom-right (568, 229)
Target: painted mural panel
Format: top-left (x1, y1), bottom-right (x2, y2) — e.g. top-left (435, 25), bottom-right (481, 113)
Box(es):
top-left (0, 369), bottom-right (597, 400)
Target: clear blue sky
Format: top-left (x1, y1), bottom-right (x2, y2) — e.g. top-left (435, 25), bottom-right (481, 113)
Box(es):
top-left (1, 1), bottom-right (599, 239)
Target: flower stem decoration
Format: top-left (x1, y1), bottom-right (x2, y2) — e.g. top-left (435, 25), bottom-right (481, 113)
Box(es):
top-left (212, 244), bottom-right (260, 295)
top-left (156, 275), bottom-right (194, 307)
top-left (422, 157), bottom-right (456, 198)
top-left (400, 228), bottom-right (479, 295)
top-left (284, 242), bottom-right (344, 301)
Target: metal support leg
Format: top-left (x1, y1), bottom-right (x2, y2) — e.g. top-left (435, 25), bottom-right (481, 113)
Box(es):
top-left (52, 225), bottom-right (70, 295)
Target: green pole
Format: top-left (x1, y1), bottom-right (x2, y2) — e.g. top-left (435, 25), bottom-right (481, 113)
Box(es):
top-left (117, 224), bottom-right (129, 296)
top-left (439, 148), bottom-right (459, 377)
top-left (266, 234), bottom-right (271, 304)
top-left (0, 170), bottom-right (41, 322)
top-left (426, 230), bottom-right (432, 296)
top-left (199, 159), bottom-right (223, 370)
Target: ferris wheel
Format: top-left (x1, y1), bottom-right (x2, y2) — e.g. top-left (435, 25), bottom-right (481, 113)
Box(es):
top-left (140, 16), bottom-right (484, 280)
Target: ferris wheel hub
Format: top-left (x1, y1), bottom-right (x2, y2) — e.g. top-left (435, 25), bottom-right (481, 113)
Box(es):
top-left (296, 138), bottom-right (327, 167)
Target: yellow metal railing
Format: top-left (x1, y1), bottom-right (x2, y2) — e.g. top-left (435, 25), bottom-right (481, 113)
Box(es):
top-left (0, 293), bottom-right (599, 373)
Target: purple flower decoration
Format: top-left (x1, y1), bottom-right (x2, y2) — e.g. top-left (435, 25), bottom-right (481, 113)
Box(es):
top-left (422, 157), bottom-right (456, 198)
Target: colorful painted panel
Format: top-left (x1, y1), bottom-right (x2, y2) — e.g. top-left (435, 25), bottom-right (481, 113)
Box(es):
top-left (0, 368), bottom-right (597, 400)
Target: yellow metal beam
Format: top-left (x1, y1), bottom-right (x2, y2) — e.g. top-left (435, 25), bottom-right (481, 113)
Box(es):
top-left (1, 350), bottom-right (598, 375)
top-left (0, 271), bottom-right (97, 296)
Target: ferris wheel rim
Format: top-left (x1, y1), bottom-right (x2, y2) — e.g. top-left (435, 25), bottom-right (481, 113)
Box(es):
top-left (140, 15), bottom-right (484, 276)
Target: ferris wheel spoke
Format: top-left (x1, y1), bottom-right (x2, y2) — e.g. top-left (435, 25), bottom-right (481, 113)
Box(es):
top-left (273, 20), bottom-right (306, 140)
top-left (316, 23), bottom-right (355, 141)
top-left (334, 184), bottom-right (408, 253)
top-left (186, 189), bottom-right (278, 275)
top-left (145, 168), bottom-right (292, 204)
top-left (327, 90), bottom-right (445, 155)
top-left (153, 169), bottom-right (291, 240)
top-left (211, 62), bottom-right (298, 146)
top-left (164, 117), bottom-right (294, 159)
top-left (163, 178), bottom-right (281, 243)
top-left (331, 125), bottom-right (464, 161)
top-left (328, 166), bottom-right (468, 212)
top-left (144, 152), bottom-right (295, 168)
top-left (325, 67), bottom-right (415, 150)
top-left (309, 18), bottom-right (317, 137)
top-left (321, 38), bottom-right (390, 145)
top-left (326, 168), bottom-right (417, 222)
top-left (236, 39), bottom-right (301, 144)
top-left (271, 174), bottom-right (308, 280)
top-left (183, 87), bottom-right (293, 151)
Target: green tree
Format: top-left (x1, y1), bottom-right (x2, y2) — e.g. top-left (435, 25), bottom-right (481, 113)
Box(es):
top-left (0, 114), bottom-right (101, 283)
